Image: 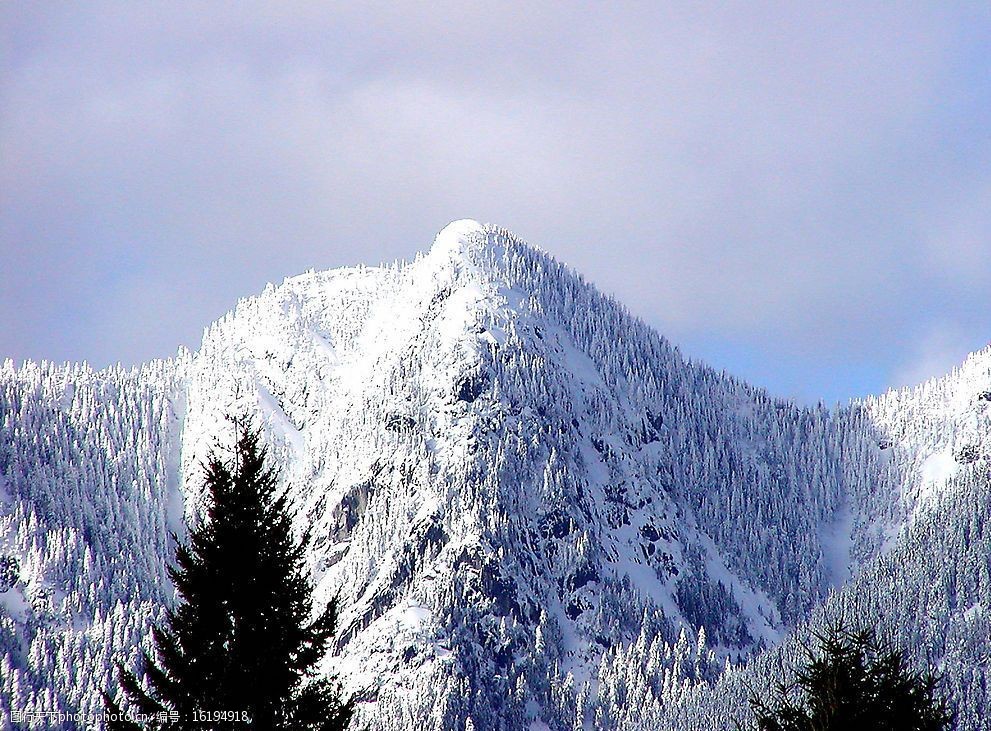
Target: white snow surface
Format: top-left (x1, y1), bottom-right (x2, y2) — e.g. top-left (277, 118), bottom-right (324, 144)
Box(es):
top-left (0, 222), bottom-right (989, 729)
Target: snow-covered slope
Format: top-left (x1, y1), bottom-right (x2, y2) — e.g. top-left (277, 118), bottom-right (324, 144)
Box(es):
top-left (0, 221), bottom-right (987, 729)
top-left (665, 347), bottom-right (991, 730)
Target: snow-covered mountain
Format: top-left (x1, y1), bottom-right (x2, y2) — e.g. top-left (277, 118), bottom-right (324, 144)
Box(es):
top-left (1, 220), bottom-right (988, 729)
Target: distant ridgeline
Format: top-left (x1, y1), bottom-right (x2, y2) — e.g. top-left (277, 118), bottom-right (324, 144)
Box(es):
top-left (0, 220), bottom-right (988, 729)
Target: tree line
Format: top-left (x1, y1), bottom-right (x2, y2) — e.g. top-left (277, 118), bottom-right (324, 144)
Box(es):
top-left (103, 419), bottom-right (951, 730)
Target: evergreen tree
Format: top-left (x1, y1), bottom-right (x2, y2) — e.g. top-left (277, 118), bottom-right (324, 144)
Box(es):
top-left (105, 421), bottom-right (353, 730)
top-left (742, 623), bottom-right (952, 731)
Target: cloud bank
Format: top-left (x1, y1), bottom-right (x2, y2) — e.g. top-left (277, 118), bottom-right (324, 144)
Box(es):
top-left (2, 3), bottom-right (989, 403)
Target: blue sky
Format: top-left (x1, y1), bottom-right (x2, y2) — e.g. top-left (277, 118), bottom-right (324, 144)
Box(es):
top-left (2, 3), bottom-right (989, 404)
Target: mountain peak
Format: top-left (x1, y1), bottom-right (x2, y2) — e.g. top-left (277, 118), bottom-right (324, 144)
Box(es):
top-left (1, 222), bottom-right (989, 730)
top-left (425, 219), bottom-right (528, 277)
top-left (434, 218), bottom-right (487, 244)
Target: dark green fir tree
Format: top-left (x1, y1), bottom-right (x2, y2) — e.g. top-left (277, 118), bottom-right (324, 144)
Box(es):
top-left (742, 623), bottom-right (952, 731)
top-left (105, 420), bottom-right (353, 730)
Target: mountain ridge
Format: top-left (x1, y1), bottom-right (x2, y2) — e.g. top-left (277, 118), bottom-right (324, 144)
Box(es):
top-left (0, 221), bottom-right (987, 729)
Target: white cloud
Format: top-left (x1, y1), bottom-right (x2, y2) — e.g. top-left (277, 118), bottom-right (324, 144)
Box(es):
top-left (1, 3), bottom-right (989, 399)
top-left (889, 323), bottom-right (982, 391)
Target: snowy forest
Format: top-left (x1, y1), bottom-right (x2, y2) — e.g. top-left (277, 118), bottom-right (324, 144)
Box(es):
top-left (0, 221), bottom-right (988, 729)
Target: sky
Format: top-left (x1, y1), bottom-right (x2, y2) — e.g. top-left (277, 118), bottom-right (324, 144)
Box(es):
top-left (2, 3), bottom-right (990, 405)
